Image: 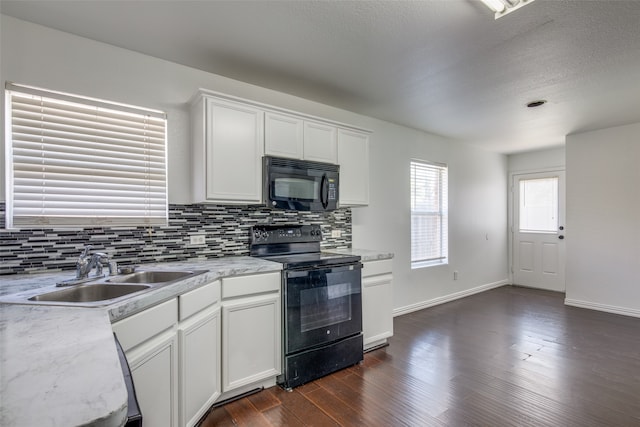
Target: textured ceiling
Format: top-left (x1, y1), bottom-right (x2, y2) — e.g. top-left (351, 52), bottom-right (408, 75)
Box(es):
top-left (2, 0), bottom-right (640, 154)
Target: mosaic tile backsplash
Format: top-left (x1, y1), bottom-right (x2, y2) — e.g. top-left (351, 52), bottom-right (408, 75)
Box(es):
top-left (0, 202), bottom-right (351, 275)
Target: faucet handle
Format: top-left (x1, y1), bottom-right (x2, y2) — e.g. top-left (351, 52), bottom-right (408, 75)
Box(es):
top-left (80, 245), bottom-right (94, 258)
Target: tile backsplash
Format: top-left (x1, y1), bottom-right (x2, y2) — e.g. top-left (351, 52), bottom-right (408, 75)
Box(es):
top-left (0, 202), bottom-right (351, 275)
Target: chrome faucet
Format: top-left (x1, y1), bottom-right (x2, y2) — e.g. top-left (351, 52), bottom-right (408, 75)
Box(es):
top-left (75, 245), bottom-right (117, 280)
top-left (56, 245), bottom-right (117, 287)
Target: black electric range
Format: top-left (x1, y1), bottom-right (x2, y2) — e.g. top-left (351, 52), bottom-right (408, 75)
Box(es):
top-left (249, 223), bottom-right (364, 389)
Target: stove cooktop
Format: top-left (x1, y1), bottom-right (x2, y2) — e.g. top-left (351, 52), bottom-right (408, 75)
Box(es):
top-left (260, 252), bottom-right (361, 269)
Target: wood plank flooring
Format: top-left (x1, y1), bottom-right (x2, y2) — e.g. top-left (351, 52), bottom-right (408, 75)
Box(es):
top-left (199, 286), bottom-right (640, 426)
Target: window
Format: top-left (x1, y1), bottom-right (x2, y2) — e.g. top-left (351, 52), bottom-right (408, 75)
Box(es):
top-left (519, 177), bottom-right (558, 232)
top-left (5, 82), bottom-right (167, 228)
top-left (410, 160), bottom-right (448, 268)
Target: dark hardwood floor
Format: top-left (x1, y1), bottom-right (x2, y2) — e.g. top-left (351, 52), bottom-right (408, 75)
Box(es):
top-left (200, 286), bottom-right (640, 426)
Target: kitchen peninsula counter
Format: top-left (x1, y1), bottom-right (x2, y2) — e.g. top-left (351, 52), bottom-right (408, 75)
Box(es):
top-left (0, 256), bottom-right (282, 427)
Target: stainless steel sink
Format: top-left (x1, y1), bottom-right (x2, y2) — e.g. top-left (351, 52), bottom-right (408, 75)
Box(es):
top-left (108, 270), bottom-right (198, 284)
top-left (1, 269), bottom-right (209, 307)
top-left (28, 284), bottom-right (151, 303)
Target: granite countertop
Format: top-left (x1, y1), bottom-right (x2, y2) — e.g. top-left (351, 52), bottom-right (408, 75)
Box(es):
top-left (0, 256), bottom-right (282, 427)
top-left (0, 250), bottom-right (393, 427)
top-left (324, 247), bottom-right (395, 262)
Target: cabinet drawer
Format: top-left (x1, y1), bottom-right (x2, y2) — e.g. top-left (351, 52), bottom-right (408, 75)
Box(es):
top-left (113, 298), bottom-right (178, 352)
top-left (222, 272), bottom-right (281, 299)
top-left (179, 280), bottom-right (220, 321)
top-left (362, 259), bottom-right (393, 278)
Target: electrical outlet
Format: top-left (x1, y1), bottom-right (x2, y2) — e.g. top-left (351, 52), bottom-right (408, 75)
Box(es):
top-left (331, 230), bottom-right (342, 238)
top-left (453, 271), bottom-right (459, 280)
top-left (190, 234), bottom-right (206, 245)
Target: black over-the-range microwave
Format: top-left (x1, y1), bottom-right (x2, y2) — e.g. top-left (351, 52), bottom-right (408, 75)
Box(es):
top-left (263, 156), bottom-right (339, 212)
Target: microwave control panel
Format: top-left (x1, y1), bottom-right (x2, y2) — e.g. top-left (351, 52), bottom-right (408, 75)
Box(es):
top-left (327, 178), bottom-right (337, 201)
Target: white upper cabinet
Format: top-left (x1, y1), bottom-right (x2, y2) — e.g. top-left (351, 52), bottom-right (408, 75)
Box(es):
top-left (264, 112), bottom-right (304, 159)
top-left (338, 129), bottom-right (370, 206)
top-left (303, 121), bottom-right (338, 164)
top-left (265, 113), bottom-right (339, 164)
top-left (192, 95), bottom-right (264, 204)
top-left (192, 90), bottom-right (370, 205)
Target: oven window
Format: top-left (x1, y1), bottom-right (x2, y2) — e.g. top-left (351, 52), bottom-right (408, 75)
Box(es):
top-left (299, 282), bottom-right (352, 332)
top-left (274, 177), bottom-right (318, 200)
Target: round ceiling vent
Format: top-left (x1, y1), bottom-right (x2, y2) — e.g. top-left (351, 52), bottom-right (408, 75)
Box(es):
top-left (527, 100), bottom-right (547, 108)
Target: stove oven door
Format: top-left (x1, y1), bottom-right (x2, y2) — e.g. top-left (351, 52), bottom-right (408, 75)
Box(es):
top-left (285, 262), bottom-right (362, 355)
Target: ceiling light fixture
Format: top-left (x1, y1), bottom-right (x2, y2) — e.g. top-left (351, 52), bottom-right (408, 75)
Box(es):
top-left (480, 0), bottom-right (536, 19)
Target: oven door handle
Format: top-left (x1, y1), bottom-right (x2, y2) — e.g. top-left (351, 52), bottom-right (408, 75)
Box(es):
top-left (287, 270), bottom-right (311, 278)
top-left (287, 263), bottom-right (362, 278)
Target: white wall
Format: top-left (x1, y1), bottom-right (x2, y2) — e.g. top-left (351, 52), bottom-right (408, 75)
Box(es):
top-left (565, 122), bottom-right (640, 317)
top-left (354, 120), bottom-right (509, 313)
top-left (0, 14), bottom-right (376, 205)
top-left (1, 15), bottom-right (509, 313)
top-left (508, 146), bottom-right (565, 172)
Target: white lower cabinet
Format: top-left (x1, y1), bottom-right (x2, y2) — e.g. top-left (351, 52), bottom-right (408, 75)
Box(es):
top-left (177, 279), bottom-right (221, 427)
top-left (113, 297), bottom-right (180, 427)
top-left (127, 330), bottom-right (179, 427)
top-left (362, 259), bottom-right (394, 350)
top-left (221, 272), bottom-right (281, 393)
top-left (113, 272), bottom-right (282, 426)
top-left (178, 305), bottom-right (221, 427)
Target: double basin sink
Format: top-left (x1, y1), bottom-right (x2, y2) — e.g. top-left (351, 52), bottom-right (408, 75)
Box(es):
top-left (25, 270), bottom-right (207, 306)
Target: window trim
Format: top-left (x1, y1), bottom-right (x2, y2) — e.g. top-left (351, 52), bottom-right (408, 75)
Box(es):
top-left (410, 159), bottom-right (449, 269)
top-left (5, 82), bottom-right (168, 229)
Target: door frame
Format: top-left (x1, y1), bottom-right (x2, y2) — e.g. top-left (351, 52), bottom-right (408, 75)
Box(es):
top-left (508, 167), bottom-right (566, 286)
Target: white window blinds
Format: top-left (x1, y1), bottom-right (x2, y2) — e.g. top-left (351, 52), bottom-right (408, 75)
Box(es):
top-left (5, 83), bottom-right (168, 228)
top-left (410, 160), bottom-right (448, 268)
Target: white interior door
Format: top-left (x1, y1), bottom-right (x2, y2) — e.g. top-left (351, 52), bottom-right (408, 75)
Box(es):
top-left (512, 171), bottom-right (566, 292)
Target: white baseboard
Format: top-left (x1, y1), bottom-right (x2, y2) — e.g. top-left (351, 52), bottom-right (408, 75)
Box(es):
top-left (564, 298), bottom-right (640, 319)
top-left (392, 279), bottom-right (509, 317)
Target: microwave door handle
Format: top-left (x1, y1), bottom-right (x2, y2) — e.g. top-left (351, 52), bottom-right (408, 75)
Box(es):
top-left (320, 174), bottom-right (329, 209)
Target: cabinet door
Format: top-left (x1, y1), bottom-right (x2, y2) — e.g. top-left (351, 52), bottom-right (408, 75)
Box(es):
top-left (362, 273), bottom-right (394, 350)
top-left (178, 305), bottom-right (221, 427)
top-left (222, 293), bottom-right (281, 392)
top-left (338, 129), bottom-right (370, 206)
top-left (205, 98), bottom-right (264, 203)
top-left (127, 330), bottom-right (178, 427)
top-left (265, 112), bottom-right (303, 159)
top-left (303, 121), bottom-right (337, 163)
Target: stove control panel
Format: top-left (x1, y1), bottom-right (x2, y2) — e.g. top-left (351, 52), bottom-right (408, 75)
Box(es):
top-left (250, 224), bottom-right (323, 245)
